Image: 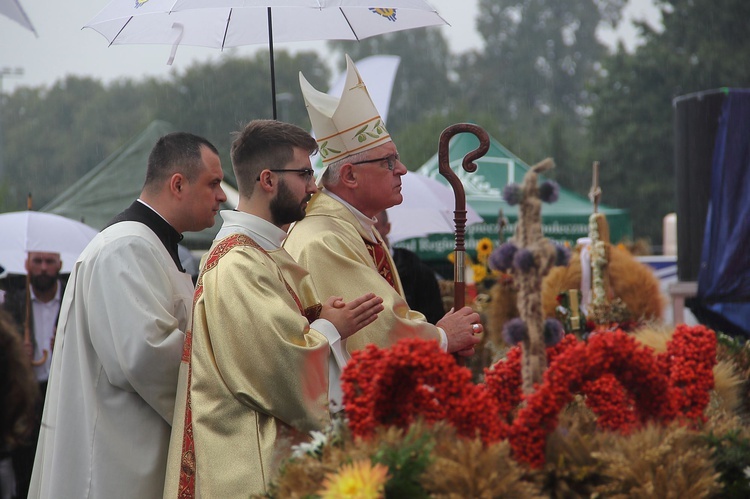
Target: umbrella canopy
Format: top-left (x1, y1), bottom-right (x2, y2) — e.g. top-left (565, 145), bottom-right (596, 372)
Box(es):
top-left (84, 0), bottom-right (447, 118)
top-left (0, 0), bottom-right (36, 35)
top-left (387, 172), bottom-right (482, 244)
top-left (0, 211), bottom-right (98, 275)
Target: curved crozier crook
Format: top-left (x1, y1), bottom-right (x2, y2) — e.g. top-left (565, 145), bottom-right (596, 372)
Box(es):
top-left (438, 124), bottom-right (490, 309)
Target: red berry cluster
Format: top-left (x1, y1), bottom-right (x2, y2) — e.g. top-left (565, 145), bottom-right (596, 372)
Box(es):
top-left (656, 324), bottom-right (716, 424)
top-left (341, 326), bottom-right (717, 469)
top-left (341, 339), bottom-right (505, 444)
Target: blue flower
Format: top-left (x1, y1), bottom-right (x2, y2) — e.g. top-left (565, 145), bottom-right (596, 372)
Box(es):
top-left (502, 183), bottom-right (522, 206)
top-left (539, 180), bottom-right (559, 203)
top-left (502, 318), bottom-right (527, 346)
top-left (554, 242), bottom-right (571, 267)
top-left (544, 318), bottom-right (564, 346)
top-left (489, 242), bottom-right (517, 271)
top-left (513, 248), bottom-right (536, 273)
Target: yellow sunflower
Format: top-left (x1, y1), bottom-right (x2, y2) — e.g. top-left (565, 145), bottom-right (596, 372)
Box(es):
top-left (476, 237), bottom-right (493, 264)
top-left (318, 460), bottom-right (389, 499)
top-left (472, 263), bottom-right (488, 283)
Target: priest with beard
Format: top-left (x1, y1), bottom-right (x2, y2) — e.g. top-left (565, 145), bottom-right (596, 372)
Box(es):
top-left (1, 252), bottom-right (64, 499)
top-left (164, 119), bottom-right (383, 498)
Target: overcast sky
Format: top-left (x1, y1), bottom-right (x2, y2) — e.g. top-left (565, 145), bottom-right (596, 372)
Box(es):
top-left (0, 0), bottom-right (660, 94)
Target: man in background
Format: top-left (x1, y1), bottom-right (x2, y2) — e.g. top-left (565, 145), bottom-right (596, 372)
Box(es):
top-left (373, 210), bottom-right (445, 324)
top-left (1, 251), bottom-right (63, 499)
top-left (285, 55), bottom-right (482, 357)
top-left (29, 132), bottom-right (227, 499)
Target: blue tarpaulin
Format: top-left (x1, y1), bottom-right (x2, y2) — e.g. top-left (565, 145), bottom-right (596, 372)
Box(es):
top-left (694, 89), bottom-right (750, 337)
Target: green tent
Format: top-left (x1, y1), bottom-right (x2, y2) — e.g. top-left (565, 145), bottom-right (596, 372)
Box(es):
top-left (42, 120), bottom-right (233, 250)
top-left (396, 132), bottom-right (632, 262)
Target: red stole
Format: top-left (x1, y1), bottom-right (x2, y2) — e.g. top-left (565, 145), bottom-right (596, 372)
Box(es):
top-left (364, 237), bottom-right (397, 290)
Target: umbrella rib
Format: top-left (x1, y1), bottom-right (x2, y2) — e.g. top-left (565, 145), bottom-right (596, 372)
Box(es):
top-left (339, 8), bottom-right (360, 41)
top-left (109, 16), bottom-right (134, 47)
top-left (221, 8), bottom-right (233, 50)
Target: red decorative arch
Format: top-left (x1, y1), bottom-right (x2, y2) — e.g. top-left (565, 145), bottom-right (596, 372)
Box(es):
top-left (342, 325), bottom-right (716, 469)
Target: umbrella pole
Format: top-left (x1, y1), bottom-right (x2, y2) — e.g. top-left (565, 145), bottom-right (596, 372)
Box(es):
top-left (437, 124), bottom-right (490, 310)
top-left (24, 262), bottom-right (48, 367)
top-left (267, 7), bottom-right (277, 120)
top-left (24, 193), bottom-right (48, 366)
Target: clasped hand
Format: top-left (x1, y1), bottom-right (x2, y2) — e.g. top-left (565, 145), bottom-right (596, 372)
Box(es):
top-left (320, 293), bottom-right (384, 339)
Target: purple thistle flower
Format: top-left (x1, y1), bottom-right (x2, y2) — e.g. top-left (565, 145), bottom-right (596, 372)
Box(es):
top-left (502, 183), bottom-right (522, 206)
top-left (554, 242), bottom-right (571, 267)
top-left (513, 248), bottom-right (536, 273)
top-left (544, 318), bottom-right (565, 346)
top-left (539, 180), bottom-right (560, 203)
top-left (502, 318), bottom-right (527, 346)
top-left (489, 242), bottom-right (517, 271)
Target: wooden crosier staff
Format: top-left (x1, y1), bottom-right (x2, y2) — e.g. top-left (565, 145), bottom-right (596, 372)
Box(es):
top-left (24, 192), bottom-right (49, 367)
top-left (437, 124), bottom-right (490, 309)
top-left (587, 161), bottom-right (612, 305)
top-left (589, 160), bottom-right (601, 213)
top-left (588, 160), bottom-right (609, 243)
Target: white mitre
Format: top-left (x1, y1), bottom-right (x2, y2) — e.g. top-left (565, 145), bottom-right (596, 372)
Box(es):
top-left (299, 54), bottom-right (391, 167)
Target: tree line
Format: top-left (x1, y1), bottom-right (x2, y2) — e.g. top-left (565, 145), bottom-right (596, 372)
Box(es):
top-left (1, 0), bottom-right (747, 248)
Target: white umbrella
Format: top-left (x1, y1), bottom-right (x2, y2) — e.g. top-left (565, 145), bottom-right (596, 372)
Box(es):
top-left (83, 0), bottom-right (448, 118)
top-left (0, 0), bottom-right (37, 35)
top-left (0, 211), bottom-right (98, 275)
top-left (387, 172), bottom-right (482, 244)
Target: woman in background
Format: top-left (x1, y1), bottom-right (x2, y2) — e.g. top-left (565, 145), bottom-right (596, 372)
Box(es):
top-left (0, 309), bottom-right (38, 499)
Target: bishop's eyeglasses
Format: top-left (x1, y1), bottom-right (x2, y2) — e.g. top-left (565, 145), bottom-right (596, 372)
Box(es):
top-left (350, 153), bottom-right (400, 171)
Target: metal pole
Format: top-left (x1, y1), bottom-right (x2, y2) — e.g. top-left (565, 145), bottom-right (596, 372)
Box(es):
top-left (0, 70), bottom-right (5, 179)
top-left (267, 8), bottom-right (277, 120)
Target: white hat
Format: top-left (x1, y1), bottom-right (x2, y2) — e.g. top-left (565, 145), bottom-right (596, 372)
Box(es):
top-left (299, 54), bottom-right (391, 166)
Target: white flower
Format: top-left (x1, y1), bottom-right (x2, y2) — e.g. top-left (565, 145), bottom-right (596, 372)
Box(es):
top-left (291, 430), bottom-right (328, 459)
top-left (290, 417), bottom-right (347, 459)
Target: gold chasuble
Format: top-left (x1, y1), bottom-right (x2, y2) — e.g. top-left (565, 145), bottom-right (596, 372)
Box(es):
top-left (164, 234), bottom-right (330, 498)
top-left (284, 191), bottom-right (442, 354)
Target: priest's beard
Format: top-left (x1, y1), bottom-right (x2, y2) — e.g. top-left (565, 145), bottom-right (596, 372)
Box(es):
top-left (270, 179), bottom-right (310, 227)
top-left (30, 273), bottom-right (58, 293)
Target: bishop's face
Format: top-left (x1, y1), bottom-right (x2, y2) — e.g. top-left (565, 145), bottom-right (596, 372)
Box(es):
top-left (348, 142), bottom-right (407, 218)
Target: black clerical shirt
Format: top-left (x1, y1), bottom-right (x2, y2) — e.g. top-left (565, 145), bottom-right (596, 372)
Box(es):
top-left (105, 200), bottom-right (185, 272)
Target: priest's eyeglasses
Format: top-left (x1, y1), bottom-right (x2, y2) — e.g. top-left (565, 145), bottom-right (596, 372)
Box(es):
top-left (256, 168), bottom-right (315, 181)
top-left (350, 153), bottom-right (400, 171)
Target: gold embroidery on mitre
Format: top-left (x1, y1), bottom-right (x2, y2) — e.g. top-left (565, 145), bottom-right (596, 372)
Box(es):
top-left (300, 54), bottom-right (390, 165)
